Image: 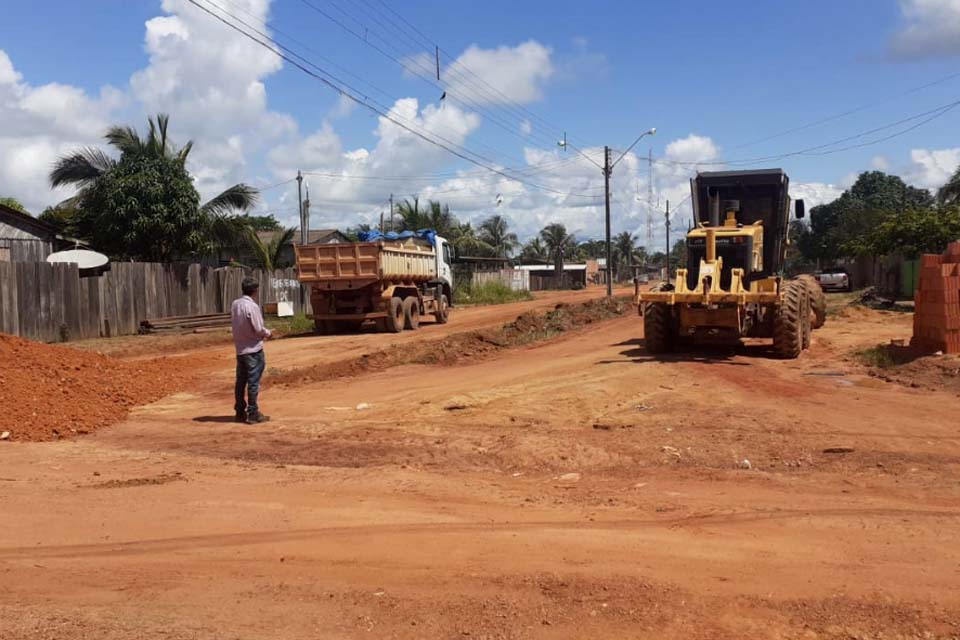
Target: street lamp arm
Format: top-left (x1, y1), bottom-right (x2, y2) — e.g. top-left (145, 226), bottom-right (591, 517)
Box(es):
top-left (611, 127), bottom-right (656, 171)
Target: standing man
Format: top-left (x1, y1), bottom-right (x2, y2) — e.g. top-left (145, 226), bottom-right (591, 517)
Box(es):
top-left (232, 276), bottom-right (272, 424)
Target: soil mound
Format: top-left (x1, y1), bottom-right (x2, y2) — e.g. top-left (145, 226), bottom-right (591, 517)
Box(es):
top-left (0, 333), bottom-right (195, 442)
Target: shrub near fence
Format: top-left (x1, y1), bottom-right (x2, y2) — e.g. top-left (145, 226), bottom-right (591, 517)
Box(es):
top-left (0, 262), bottom-right (310, 343)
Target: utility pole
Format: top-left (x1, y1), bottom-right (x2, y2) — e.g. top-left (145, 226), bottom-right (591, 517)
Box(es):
top-left (646, 148), bottom-right (655, 249)
top-left (604, 145), bottom-right (613, 298)
top-left (665, 199), bottom-right (670, 283)
top-left (296, 170), bottom-right (305, 246)
top-left (389, 193), bottom-right (394, 232)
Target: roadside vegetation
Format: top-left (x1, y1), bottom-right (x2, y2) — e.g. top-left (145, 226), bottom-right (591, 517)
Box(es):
top-left (455, 281), bottom-right (533, 306)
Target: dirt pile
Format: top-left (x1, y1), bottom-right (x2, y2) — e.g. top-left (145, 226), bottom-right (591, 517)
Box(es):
top-left (858, 343), bottom-right (960, 393)
top-left (273, 296), bottom-right (631, 387)
top-left (0, 334), bottom-right (197, 442)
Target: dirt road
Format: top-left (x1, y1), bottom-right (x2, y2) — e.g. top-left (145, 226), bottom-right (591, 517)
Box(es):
top-left (2, 291), bottom-right (959, 639)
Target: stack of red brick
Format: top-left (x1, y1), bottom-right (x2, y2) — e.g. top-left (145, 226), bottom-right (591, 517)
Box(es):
top-left (912, 240), bottom-right (960, 354)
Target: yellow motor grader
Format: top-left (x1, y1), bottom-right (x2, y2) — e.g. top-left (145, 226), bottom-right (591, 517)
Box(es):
top-left (638, 169), bottom-right (825, 358)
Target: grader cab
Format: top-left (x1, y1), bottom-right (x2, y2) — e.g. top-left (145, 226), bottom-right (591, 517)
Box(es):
top-left (638, 169), bottom-right (825, 358)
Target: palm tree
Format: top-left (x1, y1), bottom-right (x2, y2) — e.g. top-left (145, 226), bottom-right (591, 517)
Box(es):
top-left (520, 237), bottom-right (548, 261)
top-left (613, 231), bottom-right (646, 282)
top-left (938, 166), bottom-right (960, 206)
top-left (243, 227), bottom-right (297, 271)
top-left (50, 113), bottom-right (259, 251)
top-left (539, 223), bottom-right (576, 278)
top-left (479, 214), bottom-right (519, 258)
top-left (450, 221), bottom-right (494, 256)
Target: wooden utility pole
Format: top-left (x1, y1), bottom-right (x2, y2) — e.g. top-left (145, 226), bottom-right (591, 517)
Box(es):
top-left (297, 170), bottom-right (305, 246)
top-left (665, 199), bottom-right (670, 283)
top-left (604, 145), bottom-right (612, 297)
top-left (389, 193), bottom-right (394, 232)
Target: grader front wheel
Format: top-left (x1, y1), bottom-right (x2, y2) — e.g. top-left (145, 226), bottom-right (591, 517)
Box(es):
top-left (797, 274), bottom-right (826, 329)
top-left (772, 280), bottom-right (809, 359)
top-left (644, 302), bottom-right (675, 354)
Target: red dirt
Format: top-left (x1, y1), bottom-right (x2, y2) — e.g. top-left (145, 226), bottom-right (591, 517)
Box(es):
top-left (271, 296), bottom-right (631, 387)
top-left (0, 333), bottom-right (198, 442)
top-left (3, 291), bottom-right (960, 638)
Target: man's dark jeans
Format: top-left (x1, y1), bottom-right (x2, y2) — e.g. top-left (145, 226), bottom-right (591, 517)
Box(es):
top-left (235, 349), bottom-right (266, 416)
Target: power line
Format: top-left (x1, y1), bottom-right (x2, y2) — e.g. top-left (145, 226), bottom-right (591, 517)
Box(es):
top-left (185, 0), bottom-right (603, 200)
top-left (649, 97), bottom-right (960, 168)
top-left (370, 0), bottom-right (592, 149)
top-left (731, 70), bottom-right (960, 149)
top-left (208, 0), bottom-right (529, 168)
top-left (296, 0), bottom-right (568, 157)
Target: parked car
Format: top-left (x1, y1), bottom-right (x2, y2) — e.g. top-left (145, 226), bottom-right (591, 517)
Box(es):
top-left (816, 268), bottom-right (851, 292)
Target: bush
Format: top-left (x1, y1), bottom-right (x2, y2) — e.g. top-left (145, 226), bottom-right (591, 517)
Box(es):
top-left (456, 281), bottom-right (533, 306)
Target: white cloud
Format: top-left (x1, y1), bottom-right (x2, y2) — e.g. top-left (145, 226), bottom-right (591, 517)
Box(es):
top-left (871, 155), bottom-right (890, 171)
top-left (904, 147), bottom-right (960, 190)
top-left (520, 119), bottom-right (532, 136)
top-left (0, 50), bottom-right (121, 212)
top-left (130, 0), bottom-right (296, 201)
top-left (790, 182), bottom-right (844, 209)
top-left (434, 40), bottom-right (554, 105)
top-left (889, 0), bottom-right (960, 59)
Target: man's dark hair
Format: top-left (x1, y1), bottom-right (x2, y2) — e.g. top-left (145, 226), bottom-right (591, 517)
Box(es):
top-left (241, 276), bottom-right (260, 296)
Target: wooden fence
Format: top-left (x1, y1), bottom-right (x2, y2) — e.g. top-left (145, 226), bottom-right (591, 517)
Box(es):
top-left (0, 262), bottom-right (311, 343)
top-left (471, 269), bottom-right (529, 291)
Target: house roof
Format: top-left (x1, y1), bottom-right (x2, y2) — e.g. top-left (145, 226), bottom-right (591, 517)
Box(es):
top-left (0, 203), bottom-right (58, 238)
top-left (255, 228), bottom-right (349, 245)
top-left (516, 263), bottom-right (587, 272)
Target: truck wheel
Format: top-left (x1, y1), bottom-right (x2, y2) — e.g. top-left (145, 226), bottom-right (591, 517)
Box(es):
top-left (643, 303), bottom-right (675, 354)
top-left (773, 280), bottom-right (808, 359)
top-left (385, 297), bottom-right (404, 333)
top-left (402, 296), bottom-right (420, 330)
top-left (796, 274), bottom-right (826, 329)
top-left (434, 294), bottom-right (449, 324)
top-left (314, 319), bottom-right (333, 335)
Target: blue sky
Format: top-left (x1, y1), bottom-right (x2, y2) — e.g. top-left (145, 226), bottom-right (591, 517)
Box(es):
top-left (1, 0), bottom-right (959, 243)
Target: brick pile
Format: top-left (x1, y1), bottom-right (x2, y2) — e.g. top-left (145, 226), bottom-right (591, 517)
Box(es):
top-left (912, 241), bottom-right (960, 354)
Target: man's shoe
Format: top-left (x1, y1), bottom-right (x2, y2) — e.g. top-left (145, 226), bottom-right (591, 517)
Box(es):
top-left (235, 412), bottom-right (247, 423)
top-left (246, 412), bottom-right (270, 424)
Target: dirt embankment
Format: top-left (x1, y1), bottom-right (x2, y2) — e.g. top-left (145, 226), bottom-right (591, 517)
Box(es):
top-left (271, 296), bottom-right (632, 387)
top-left (0, 334), bottom-right (199, 442)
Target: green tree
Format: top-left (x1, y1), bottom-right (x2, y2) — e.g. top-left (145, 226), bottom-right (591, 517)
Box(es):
top-left (478, 214), bottom-right (519, 258)
top-left (613, 231), bottom-right (646, 281)
top-left (938, 165), bottom-right (960, 206)
top-left (38, 204), bottom-right (77, 235)
top-left (450, 221), bottom-right (494, 256)
top-left (235, 214), bottom-right (282, 232)
top-left (243, 227), bottom-right (297, 271)
top-left (869, 205), bottom-right (960, 258)
top-left (520, 237), bottom-right (548, 261)
top-left (539, 223), bottom-right (576, 278)
top-left (396, 198), bottom-right (459, 237)
top-left (49, 113), bottom-right (259, 261)
top-left (668, 238), bottom-right (686, 272)
top-left (0, 197), bottom-right (26, 212)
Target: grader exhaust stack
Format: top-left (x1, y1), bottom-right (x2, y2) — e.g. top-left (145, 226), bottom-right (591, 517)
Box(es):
top-left (638, 169), bottom-right (824, 359)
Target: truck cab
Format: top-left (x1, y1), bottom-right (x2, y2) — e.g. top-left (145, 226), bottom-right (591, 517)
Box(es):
top-left (434, 235), bottom-right (455, 300)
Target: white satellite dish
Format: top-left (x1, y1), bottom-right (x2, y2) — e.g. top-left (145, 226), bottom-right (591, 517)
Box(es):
top-left (46, 249), bottom-right (110, 269)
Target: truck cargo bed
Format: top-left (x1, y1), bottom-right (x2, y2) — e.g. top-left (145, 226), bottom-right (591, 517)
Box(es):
top-left (296, 239), bottom-right (437, 286)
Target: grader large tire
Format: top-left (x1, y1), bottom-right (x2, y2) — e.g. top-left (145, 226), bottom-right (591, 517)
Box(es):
top-left (644, 302), bottom-right (675, 354)
top-left (773, 280), bottom-right (809, 359)
top-left (797, 274), bottom-right (826, 329)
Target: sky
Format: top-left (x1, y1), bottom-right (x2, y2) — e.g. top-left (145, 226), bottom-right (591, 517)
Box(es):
top-left (1, 0), bottom-right (960, 250)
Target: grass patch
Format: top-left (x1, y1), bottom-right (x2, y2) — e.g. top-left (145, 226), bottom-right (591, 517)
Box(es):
top-left (456, 281), bottom-right (533, 306)
top-left (854, 346), bottom-right (897, 369)
top-left (267, 313), bottom-right (315, 335)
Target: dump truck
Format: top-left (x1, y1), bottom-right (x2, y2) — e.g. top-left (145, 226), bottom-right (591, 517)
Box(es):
top-left (295, 232), bottom-right (454, 334)
top-left (637, 168), bottom-right (825, 358)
